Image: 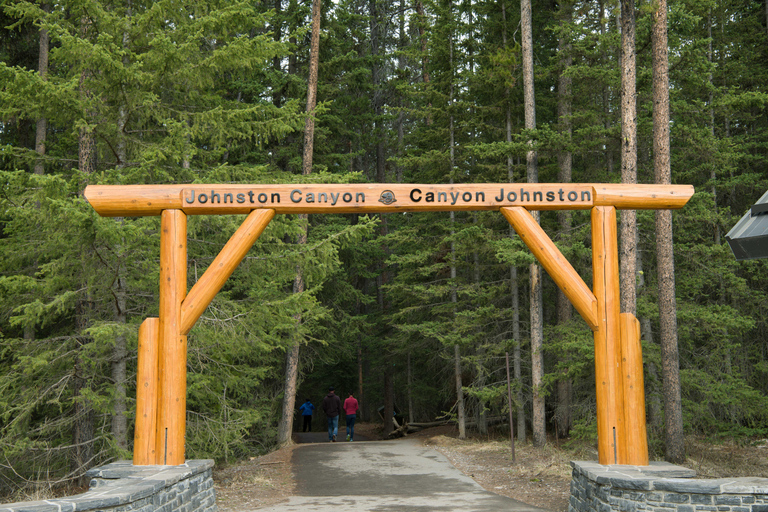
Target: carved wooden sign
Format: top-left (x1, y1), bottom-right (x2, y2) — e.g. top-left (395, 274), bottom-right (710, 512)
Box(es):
top-left (84, 183), bottom-right (694, 216)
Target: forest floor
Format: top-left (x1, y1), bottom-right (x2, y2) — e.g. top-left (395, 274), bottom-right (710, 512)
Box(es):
top-left (213, 424), bottom-right (768, 512)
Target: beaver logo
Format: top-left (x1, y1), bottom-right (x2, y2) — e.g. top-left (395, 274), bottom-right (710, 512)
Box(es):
top-left (379, 190), bottom-right (397, 205)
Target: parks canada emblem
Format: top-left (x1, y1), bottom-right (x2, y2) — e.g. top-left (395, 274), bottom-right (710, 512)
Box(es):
top-left (379, 190), bottom-right (396, 205)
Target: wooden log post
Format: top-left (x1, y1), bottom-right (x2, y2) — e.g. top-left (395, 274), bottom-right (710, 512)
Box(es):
top-left (157, 210), bottom-right (187, 465)
top-left (591, 206), bottom-right (627, 465)
top-left (621, 312), bottom-right (649, 465)
top-left (134, 317), bottom-right (159, 465)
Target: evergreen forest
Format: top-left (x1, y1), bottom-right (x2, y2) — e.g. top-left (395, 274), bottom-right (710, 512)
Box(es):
top-left (1, 0), bottom-right (767, 497)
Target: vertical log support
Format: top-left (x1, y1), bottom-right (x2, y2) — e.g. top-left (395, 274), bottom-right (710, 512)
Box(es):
top-left (157, 210), bottom-right (188, 465)
top-left (621, 312), bottom-right (649, 465)
top-left (132, 209), bottom-right (274, 466)
top-left (592, 206), bottom-right (627, 465)
top-left (134, 317), bottom-right (159, 465)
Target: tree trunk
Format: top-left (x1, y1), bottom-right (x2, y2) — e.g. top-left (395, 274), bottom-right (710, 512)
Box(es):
top-left (599, 0), bottom-right (614, 175)
top-left (301, 0), bottom-right (322, 175)
top-left (384, 368), bottom-right (394, 433)
top-left (34, 4), bottom-right (49, 175)
top-left (474, 248), bottom-right (488, 436)
top-left (73, 295), bottom-right (95, 480)
top-left (277, 0), bottom-right (322, 444)
top-left (445, 3), bottom-right (466, 440)
top-left (415, 0), bottom-right (431, 125)
top-left (555, 0), bottom-right (574, 440)
top-left (277, 341), bottom-right (301, 443)
top-left (407, 351), bottom-right (414, 423)
top-left (454, 343), bottom-right (466, 438)
top-left (112, 272), bottom-right (128, 451)
top-left (521, 0), bottom-right (545, 448)
top-left (370, 0), bottom-right (386, 182)
top-left (108, 3), bottom-right (132, 452)
top-left (72, 353), bottom-right (94, 475)
top-left (358, 337), bottom-right (365, 421)
top-left (530, 259), bottom-right (545, 447)
top-left (620, 0), bottom-right (638, 316)
top-left (501, 1), bottom-right (525, 444)
top-left (652, 0), bottom-right (685, 464)
top-left (272, 0), bottom-right (283, 109)
top-left (396, 0), bottom-right (406, 184)
top-left (73, 17), bottom-right (96, 476)
top-left (78, 74), bottom-right (97, 174)
top-left (707, 11), bottom-right (720, 245)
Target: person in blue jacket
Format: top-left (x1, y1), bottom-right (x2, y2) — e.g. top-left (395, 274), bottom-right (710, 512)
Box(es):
top-left (299, 398), bottom-right (315, 432)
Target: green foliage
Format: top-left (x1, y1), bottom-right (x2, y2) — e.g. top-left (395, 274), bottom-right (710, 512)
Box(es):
top-left (1, 0), bottom-right (768, 495)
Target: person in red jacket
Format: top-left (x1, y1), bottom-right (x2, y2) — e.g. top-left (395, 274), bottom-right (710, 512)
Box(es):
top-left (322, 387), bottom-right (342, 442)
top-left (343, 392), bottom-right (359, 441)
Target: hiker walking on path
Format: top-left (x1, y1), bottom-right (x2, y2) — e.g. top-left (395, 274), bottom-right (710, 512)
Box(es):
top-left (343, 392), bottom-right (359, 441)
top-left (299, 398), bottom-right (315, 432)
top-left (322, 387), bottom-right (342, 442)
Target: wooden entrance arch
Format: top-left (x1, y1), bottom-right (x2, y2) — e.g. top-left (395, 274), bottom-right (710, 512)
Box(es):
top-left (84, 183), bottom-right (694, 466)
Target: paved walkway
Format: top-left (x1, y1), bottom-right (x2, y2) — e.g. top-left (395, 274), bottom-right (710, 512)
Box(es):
top-left (255, 438), bottom-right (549, 512)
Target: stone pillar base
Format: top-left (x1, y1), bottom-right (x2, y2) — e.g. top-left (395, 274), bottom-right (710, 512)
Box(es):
top-left (570, 460), bottom-right (768, 512)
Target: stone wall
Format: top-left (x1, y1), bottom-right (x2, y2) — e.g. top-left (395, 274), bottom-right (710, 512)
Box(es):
top-left (0, 460), bottom-right (216, 512)
top-left (570, 460), bottom-right (768, 512)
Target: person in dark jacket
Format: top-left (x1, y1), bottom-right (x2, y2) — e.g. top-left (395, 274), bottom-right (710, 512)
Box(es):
top-left (322, 387), bottom-right (342, 442)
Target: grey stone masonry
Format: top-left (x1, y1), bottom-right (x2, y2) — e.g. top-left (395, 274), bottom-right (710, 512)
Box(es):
top-left (0, 460), bottom-right (217, 512)
top-left (570, 461), bottom-right (768, 512)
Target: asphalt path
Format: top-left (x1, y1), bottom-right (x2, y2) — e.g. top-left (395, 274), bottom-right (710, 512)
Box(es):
top-left (254, 436), bottom-right (549, 512)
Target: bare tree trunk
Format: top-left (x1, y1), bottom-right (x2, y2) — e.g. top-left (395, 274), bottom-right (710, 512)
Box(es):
top-left (78, 88), bottom-right (97, 174)
top-left (599, 0), bottom-right (614, 175)
top-left (454, 342), bottom-right (466, 438)
top-left (620, 0), bottom-right (638, 316)
top-left (521, 0), bottom-right (545, 448)
top-left (407, 351), bottom-right (414, 423)
top-left (72, 16), bottom-right (98, 476)
top-left (555, 0), bottom-right (574, 440)
top-left (474, 248), bottom-right (488, 436)
top-left (445, 1), bottom-right (466, 440)
top-left (112, 272), bottom-right (128, 451)
top-left (370, 0), bottom-right (386, 182)
top-left (277, 0), bottom-right (322, 445)
top-left (652, 0), bottom-right (685, 464)
top-left (384, 369), bottom-right (394, 433)
top-left (502, 1), bottom-right (525, 443)
top-left (73, 296), bottom-right (95, 480)
top-left (707, 11), bottom-right (720, 245)
top-left (277, 341), bottom-right (301, 443)
top-left (107, 1), bottom-right (132, 453)
top-left (415, 0), bottom-right (431, 125)
top-left (301, 0), bottom-right (322, 175)
top-left (35, 4), bottom-right (49, 175)
top-left (358, 337), bottom-right (365, 420)
top-left (396, 0), bottom-right (406, 184)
